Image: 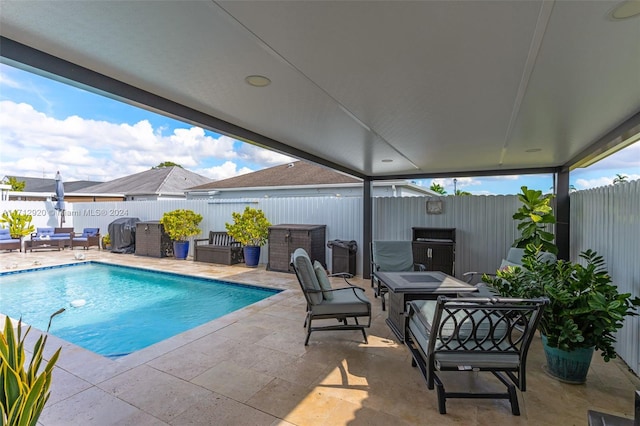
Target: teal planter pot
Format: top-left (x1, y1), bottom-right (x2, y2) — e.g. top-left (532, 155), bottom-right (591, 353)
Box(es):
top-left (173, 241), bottom-right (189, 260)
top-left (243, 246), bottom-right (261, 267)
top-left (541, 334), bottom-right (594, 384)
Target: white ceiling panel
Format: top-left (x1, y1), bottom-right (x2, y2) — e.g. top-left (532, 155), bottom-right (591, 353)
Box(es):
top-left (1, 0), bottom-right (638, 178)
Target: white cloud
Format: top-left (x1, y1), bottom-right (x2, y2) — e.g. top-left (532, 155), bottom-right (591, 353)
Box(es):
top-left (196, 161), bottom-right (253, 181)
top-left (236, 143), bottom-right (295, 165)
top-left (575, 174), bottom-right (640, 190)
top-left (0, 100), bottom-right (285, 182)
top-left (581, 142), bottom-right (640, 171)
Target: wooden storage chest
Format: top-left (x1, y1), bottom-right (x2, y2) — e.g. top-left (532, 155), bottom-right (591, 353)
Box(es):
top-left (135, 221), bottom-right (173, 258)
top-left (267, 224), bottom-right (326, 273)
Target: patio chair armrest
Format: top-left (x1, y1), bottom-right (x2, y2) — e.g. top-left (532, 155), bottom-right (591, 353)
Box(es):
top-left (414, 262), bottom-right (427, 271)
top-left (462, 271), bottom-right (497, 283)
top-left (328, 272), bottom-right (355, 285)
top-left (324, 285), bottom-right (370, 304)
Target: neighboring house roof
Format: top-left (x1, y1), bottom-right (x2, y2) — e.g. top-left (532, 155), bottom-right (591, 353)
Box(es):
top-left (83, 166), bottom-right (213, 196)
top-left (3, 176), bottom-right (102, 192)
top-left (188, 161), bottom-right (437, 196)
top-left (189, 161), bottom-right (359, 190)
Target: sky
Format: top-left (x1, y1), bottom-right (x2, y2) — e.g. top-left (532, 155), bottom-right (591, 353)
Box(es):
top-left (0, 62), bottom-right (638, 195)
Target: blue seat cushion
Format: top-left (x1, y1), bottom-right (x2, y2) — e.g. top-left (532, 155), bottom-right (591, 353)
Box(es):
top-left (81, 228), bottom-right (99, 237)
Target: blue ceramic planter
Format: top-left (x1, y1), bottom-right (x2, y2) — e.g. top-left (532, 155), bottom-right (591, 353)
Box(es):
top-left (173, 241), bottom-right (189, 260)
top-left (243, 246), bottom-right (261, 267)
top-left (541, 334), bottom-right (594, 384)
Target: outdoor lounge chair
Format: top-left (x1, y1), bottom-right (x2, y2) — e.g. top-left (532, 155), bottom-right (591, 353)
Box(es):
top-left (405, 296), bottom-right (548, 415)
top-left (291, 247), bottom-right (371, 345)
top-left (71, 228), bottom-right (101, 250)
top-left (370, 240), bottom-right (426, 310)
top-left (0, 229), bottom-right (21, 252)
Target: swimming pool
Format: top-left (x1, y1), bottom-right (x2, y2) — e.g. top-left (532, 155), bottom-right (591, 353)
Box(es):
top-left (0, 262), bottom-right (280, 358)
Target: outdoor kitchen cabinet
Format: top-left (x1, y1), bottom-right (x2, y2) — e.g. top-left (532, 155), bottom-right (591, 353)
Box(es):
top-left (411, 227), bottom-right (456, 275)
top-left (267, 224), bottom-right (326, 273)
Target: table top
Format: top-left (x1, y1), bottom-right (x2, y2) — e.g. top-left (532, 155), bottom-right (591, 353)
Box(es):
top-left (374, 271), bottom-right (477, 294)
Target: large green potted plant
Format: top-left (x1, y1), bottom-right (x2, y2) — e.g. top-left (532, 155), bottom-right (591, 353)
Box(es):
top-left (159, 209), bottom-right (203, 260)
top-left (1, 316), bottom-right (61, 425)
top-left (484, 245), bottom-right (640, 383)
top-left (0, 209), bottom-right (35, 240)
top-left (225, 207), bottom-right (271, 267)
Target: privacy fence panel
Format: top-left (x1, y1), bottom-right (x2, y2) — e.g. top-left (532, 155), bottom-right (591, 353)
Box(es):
top-left (571, 180), bottom-right (640, 376)
top-left (373, 195), bottom-right (521, 278)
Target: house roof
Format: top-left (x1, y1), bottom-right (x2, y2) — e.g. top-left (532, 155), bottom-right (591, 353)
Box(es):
top-left (189, 161), bottom-right (359, 190)
top-left (3, 176), bottom-right (102, 193)
top-left (188, 161), bottom-right (436, 195)
top-left (83, 166), bottom-right (212, 196)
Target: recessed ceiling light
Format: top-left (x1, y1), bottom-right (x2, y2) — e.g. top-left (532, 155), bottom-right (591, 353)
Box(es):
top-left (381, 159), bottom-right (393, 163)
top-left (245, 75), bottom-right (271, 87)
top-left (610, 0), bottom-right (640, 19)
top-left (525, 148), bottom-right (542, 153)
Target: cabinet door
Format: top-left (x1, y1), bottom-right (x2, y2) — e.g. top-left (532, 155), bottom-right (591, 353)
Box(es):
top-left (429, 244), bottom-right (455, 275)
top-left (412, 242), bottom-right (455, 275)
top-left (268, 229), bottom-right (291, 272)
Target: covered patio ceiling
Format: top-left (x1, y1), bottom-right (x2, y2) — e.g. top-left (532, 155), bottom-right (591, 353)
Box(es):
top-left (1, 1), bottom-right (639, 180)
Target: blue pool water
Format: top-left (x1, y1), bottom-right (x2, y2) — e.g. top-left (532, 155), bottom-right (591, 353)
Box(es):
top-left (0, 262), bottom-right (280, 358)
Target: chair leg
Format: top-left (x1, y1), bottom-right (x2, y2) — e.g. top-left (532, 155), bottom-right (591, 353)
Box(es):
top-left (381, 294), bottom-right (386, 311)
top-left (361, 328), bottom-right (368, 344)
top-left (434, 375), bottom-right (447, 414)
top-left (305, 316), bottom-right (313, 345)
top-left (508, 383), bottom-right (520, 415)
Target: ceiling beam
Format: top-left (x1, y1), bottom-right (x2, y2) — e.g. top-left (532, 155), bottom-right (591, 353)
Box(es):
top-left (565, 110), bottom-right (640, 172)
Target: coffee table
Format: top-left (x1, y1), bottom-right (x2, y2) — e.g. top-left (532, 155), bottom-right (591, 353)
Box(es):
top-left (26, 239), bottom-right (66, 252)
top-left (374, 271), bottom-right (478, 342)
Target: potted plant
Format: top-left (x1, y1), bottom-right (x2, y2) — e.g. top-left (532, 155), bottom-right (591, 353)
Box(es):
top-left (484, 245), bottom-right (640, 383)
top-left (225, 207), bottom-right (271, 267)
top-left (102, 233), bottom-right (111, 250)
top-left (1, 316), bottom-right (61, 425)
top-left (0, 209), bottom-right (35, 240)
top-left (159, 209), bottom-right (203, 260)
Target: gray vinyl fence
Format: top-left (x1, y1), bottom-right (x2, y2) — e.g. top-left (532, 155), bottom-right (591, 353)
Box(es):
top-left (570, 180), bottom-right (640, 376)
top-left (2, 182), bottom-right (638, 375)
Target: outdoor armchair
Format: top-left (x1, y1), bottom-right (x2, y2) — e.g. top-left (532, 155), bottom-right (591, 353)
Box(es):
top-left (291, 247), bottom-right (371, 345)
top-left (370, 240), bottom-right (426, 310)
top-left (405, 296), bottom-right (548, 415)
top-left (0, 229), bottom-right (21, 252)
top-left (71, 227), bottom-right (101, 250)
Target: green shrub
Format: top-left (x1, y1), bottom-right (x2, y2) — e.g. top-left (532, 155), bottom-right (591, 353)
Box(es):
top-left (225, 207), bottom-right (271, 246)
top-left (159, 209), bottom-right (203, 241)
top-left (0, 210), bottom-right (35, 239)
top-left (1, 317), bottom-right (61, 425)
